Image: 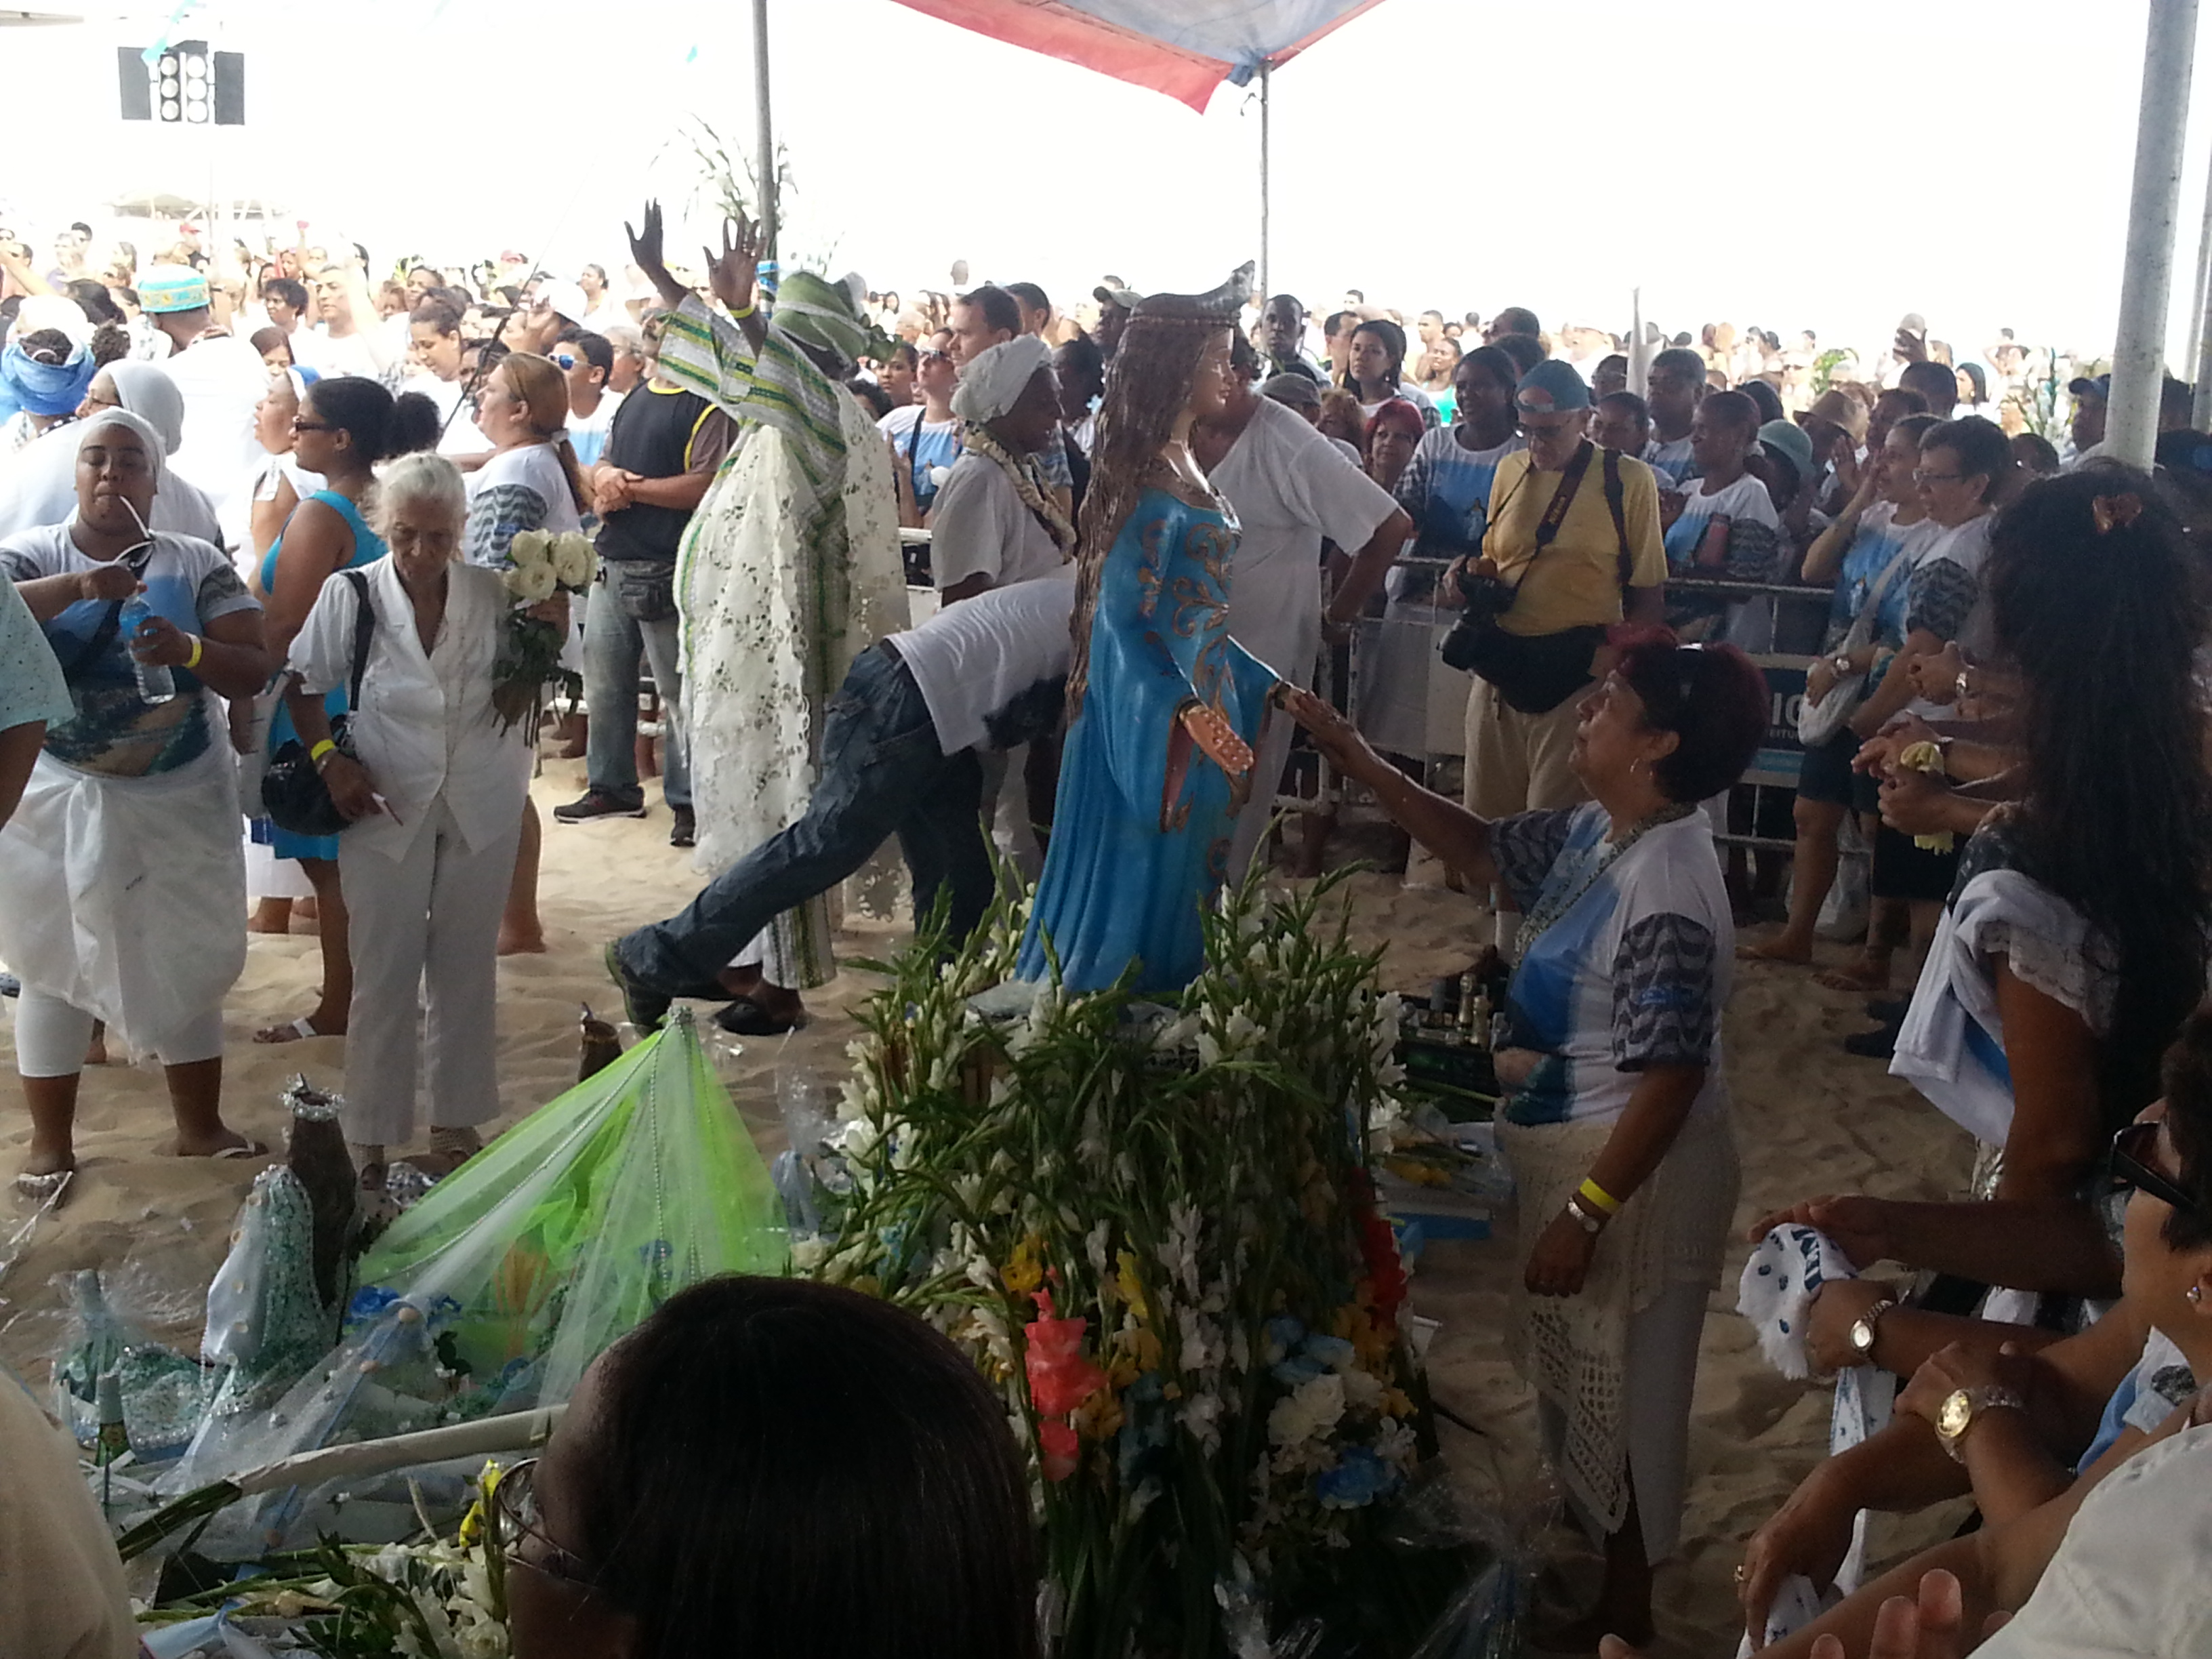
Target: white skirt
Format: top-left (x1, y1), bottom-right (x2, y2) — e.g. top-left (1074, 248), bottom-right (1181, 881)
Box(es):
top-left (0, 739), bottom-right (247, 1057)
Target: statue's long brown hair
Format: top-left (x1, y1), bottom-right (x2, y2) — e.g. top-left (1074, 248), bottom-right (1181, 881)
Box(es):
top-left (1065, 319), bottom-right (1230, 716)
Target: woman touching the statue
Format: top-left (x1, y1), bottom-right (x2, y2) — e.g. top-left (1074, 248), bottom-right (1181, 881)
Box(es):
top-left (1015, 266), bottom-right (1279, 996)
top-left (1288, 630), bottom-right (1768, 1647)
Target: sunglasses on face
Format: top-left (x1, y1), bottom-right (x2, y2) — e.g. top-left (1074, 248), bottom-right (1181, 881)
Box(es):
top-left (550, 352), bottom-right (578, 370)
top-left (2110, 1118), bottom-right (2198, 1215)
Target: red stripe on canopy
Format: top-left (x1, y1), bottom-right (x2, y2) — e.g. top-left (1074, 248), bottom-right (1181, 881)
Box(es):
top-left (891, 0), bottom-right (1386, 112)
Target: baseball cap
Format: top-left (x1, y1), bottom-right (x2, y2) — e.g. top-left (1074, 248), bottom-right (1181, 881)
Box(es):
top-left (1758, 418), bottom-right (1816, 486)
top-left (1092, 283), bottom-right (1142, 311)
top-left (1261, 373), bottom-right (1321, 409)
top-left (1514, 358), bottom-right (1589, 415)
top-left (2068, 372), bottom-right (2111, 401)
top-left (138, 263), bottom-right (210, 314)
top-left (539, 280), bottom-right (589, 324)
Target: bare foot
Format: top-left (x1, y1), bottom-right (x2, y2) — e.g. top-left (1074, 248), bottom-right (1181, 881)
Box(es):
top-left (18, 1145), bottom-right (73, 1181)
top-left (254, 1012), bottom-right (346, 1044)
top-left (1817, 958), bottom-right (1890, 994)
top-left (85, 1022), bottom-right (108, 1066)
top-left (248, 899), bottom-right (294, 935)
top-left (296, 895), bottom-right (320, 922)
top-left (1738, 935), bottom-right (1814, 965)
top-left (497, 930), bottom-right (549, 956)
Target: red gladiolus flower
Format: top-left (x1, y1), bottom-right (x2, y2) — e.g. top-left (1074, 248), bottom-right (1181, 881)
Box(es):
top-left (1356, 1207), bottom-right (1409, 1324)
top-left (1038, 1416), bottom-right (1080, 1481)
top-left (1025, 1292), bottom-right (1108, 1418)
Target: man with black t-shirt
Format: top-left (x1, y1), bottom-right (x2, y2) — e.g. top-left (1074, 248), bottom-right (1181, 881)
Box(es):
top-left (556, 319), bottom-right (735, 845)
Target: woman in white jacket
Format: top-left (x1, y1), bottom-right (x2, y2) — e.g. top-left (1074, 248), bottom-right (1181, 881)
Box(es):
top-left (281, 452), bottom-right (538, 1185)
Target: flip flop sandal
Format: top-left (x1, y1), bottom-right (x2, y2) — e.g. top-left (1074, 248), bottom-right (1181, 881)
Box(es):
top-left (12, 1168), bottom-right (73, 1206)
top-left (211, 1141), bottom-right (271, 1161)
top-left (712, 996), bottom-right (804, 1037)
top-left (254, 1015), bottom-right (337, 1044)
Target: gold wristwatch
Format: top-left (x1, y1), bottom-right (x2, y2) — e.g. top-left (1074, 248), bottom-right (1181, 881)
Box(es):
top-left (1847, 1296), bottom-right (1897, 1362)
top-left (1936, 1385), bottom-right (2026, 1462)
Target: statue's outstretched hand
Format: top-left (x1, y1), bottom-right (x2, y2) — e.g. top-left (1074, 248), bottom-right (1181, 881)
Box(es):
top-left (1177, 699), bottom-right (1252, 781)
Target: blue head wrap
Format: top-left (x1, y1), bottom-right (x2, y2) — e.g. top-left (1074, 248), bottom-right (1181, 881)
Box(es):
top-left (0, 340), bottom-right (98, 421)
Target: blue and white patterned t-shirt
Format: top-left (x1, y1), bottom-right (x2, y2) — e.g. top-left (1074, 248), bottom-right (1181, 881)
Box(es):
top-left (1395, 427), bottom-right (1525, 565)
top-left (1820, 501), bottom-right (1936, 655)
top-left (1490, 803), bottom-right (1734, 1127)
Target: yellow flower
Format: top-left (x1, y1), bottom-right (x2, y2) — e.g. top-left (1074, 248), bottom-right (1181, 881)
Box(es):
top-left (1114, 1250), bottom-right (1149, 1319)
top-left (1000, 1234), bottom-right (1045, 1296)
top-left (1073, 1387), bottom-right (1125, 1441)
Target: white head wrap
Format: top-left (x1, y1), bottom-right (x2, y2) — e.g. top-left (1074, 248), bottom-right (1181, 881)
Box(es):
top-left (76, 407), bottom-right (169, 491)
top-left (951, 333), bottom-right (1052, 426)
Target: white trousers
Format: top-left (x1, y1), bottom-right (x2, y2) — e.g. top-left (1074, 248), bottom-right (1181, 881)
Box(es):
top-left (337, 794), bottom-right (519, 1146)
top-left (13, 989), bottom-right (223, 1078)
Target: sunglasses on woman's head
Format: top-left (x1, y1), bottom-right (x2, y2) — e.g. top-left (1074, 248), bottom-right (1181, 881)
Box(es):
top-left (2110, 1119), bottom-right (2199, 1215)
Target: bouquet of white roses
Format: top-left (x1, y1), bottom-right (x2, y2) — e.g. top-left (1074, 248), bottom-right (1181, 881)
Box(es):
top-left (490, 529), bottom-right (595, 731)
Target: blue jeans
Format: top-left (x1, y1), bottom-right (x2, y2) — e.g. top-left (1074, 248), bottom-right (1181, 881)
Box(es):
top-left (615, 644), bottom-right (994, 995)
top-left (583, 568), bottom-right (689, 810)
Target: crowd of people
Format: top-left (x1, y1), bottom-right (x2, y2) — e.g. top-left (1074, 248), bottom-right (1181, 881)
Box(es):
top-left (4, 203), bottom-right (2212, 1659)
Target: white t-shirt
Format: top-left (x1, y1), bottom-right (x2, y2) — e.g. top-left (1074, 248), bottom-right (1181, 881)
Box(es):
top-left (1210, 394), bottom-right (1400, 683)
top-left (1664, 470), bottom-right (1784, 649)
top-left (568, 389), bottom-right (623, 471)
top-left (405, 377), bottom-right (493, 458)
top-left (293, 326), bottom-right (384, 381)
top-left (157, 333), bottom-right (272, 518)
top-left (926, 452), bottom-right (1068, 592)
top-left (894, 565), bottom-right (1077, 755)
top-left (1359, 381), bottom-right (1437, 428)
top-left (1643, 433), bottom-right (1696, 485)
top-left (1979, 1421), bottom-right (2212, 1659)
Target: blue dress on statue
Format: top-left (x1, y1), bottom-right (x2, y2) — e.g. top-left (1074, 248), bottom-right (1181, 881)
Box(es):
top-left (1017, 484), bottom-right (1278, 995)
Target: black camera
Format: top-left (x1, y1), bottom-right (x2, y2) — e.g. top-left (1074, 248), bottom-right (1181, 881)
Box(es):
top-left (1438, 561), bottom-right (1516, 672)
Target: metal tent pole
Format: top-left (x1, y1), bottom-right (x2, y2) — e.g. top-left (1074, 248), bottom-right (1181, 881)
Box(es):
top-left (753, 0), bottom-right (778, 261)
top-left (2111, 0), bottom-right (2198, 469)
top-left (2194, 141), bottom-right (2212, 428)
top-left (1258, 58), bottom-right (1271, 304)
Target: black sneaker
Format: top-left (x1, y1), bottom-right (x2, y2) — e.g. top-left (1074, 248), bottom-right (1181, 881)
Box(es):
top-left (602, 941), bottom-right (671, 1031)
top-left (670, 806), bottom-right (696, 848)
top-left (1842, 1017), bottom-right (1902, 1060)
top-left (554, 792), bottom-right (648, 824)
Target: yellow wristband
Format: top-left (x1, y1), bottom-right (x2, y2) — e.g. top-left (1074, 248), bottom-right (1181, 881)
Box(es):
top-left (727, 301), bottom-right (756, 320)
top-left (184, 635), bottom-right (203, 670)
top-left (1578, 1176), bottom-right (1622, 1216)
top-left (309, 739), bottom-right (338, 765)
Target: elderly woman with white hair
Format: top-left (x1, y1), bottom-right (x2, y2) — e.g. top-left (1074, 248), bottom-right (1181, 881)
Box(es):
top-left (927, 333), bottom-right (1075, 604)
top-left (0, 409), bottom-right (272, 1196)
top-left (281, 451), bottom-right (539, 1187)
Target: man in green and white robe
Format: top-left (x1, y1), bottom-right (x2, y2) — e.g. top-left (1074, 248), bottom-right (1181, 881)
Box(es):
top-left (655, 270), bottom-right (908, 1025)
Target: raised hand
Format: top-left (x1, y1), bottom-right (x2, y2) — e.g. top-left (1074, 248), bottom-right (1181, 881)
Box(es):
top-left (626, 200), bottom-right (667, 279)
top-left (703, 212), bottom-right (761, 315)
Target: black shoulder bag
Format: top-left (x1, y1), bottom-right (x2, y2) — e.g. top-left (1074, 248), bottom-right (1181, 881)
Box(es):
top-left (1438, 443), bottom-right (1634, 715)
top-left (261, 569), bottom-right (375, 838)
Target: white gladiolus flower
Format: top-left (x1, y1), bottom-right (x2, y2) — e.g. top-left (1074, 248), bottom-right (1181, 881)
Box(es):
top-left (504, 560), bottom-right (558, 603)
top-left (1266, 1372), bottom-right (1345, 1446)
top-left (508, 528), bottom-right (554, 570)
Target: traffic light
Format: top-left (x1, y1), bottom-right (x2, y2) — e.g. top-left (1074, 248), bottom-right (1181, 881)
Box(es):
top-left (119, 40), bottom-right (245, 125)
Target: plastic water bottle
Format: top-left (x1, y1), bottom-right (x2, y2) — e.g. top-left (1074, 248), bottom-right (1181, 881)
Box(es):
top-left (117, 593), bottom-right (174, 703)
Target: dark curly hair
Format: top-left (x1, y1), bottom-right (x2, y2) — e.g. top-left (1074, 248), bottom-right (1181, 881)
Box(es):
top-left (1988, 468), bottom-right (2212, 1122)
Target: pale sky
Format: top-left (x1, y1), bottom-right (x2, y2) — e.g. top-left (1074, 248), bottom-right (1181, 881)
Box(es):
top-left (7, 0), bottom-right (2209, 369)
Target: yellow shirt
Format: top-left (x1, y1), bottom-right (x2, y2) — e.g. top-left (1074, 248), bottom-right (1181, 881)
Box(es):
top-left (1480, 447), bottom-right (1667, 636)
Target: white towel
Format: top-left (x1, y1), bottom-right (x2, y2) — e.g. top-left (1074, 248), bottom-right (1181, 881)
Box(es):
top-left (1891, 868), bottom-right (2091, 1148)
top-left (1733, 1225), bottom-right (1893, 1655)
top-left (1736, 1224), bottom-right (1859, 1380)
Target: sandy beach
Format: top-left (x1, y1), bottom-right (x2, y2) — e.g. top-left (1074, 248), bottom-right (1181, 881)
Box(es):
top-left (0, 762), bottom-right (1976, 1656)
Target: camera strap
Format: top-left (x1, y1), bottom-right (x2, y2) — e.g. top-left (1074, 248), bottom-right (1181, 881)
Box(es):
top-left (1490, 439), bottom-right (1599, 604)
